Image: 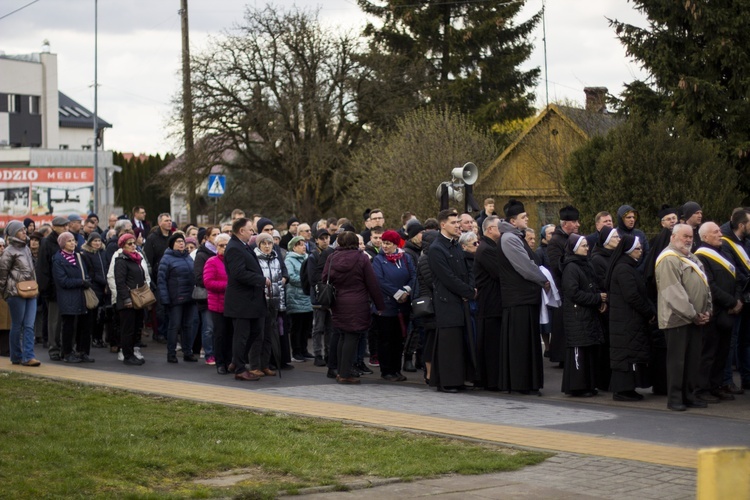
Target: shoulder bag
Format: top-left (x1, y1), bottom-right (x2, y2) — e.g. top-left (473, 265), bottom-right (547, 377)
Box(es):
top-left (17, 280), bottom-right (39, 299)
top-left (411, 295), bottom-right (434, 318)
top-left (314, 253), bottom-right (336, 309)
top-left (130, 266), bottom-right (156, 309)
top-left (77, 254), bottom-right (99, 310)
top-left (192, 286), bottom-right (208, 300)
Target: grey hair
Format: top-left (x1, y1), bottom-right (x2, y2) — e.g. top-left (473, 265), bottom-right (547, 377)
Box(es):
top-left (698, 221), bottom-right (718, 239)
top-left (114, 219), bottom-right (132, 234)
top-left (255, 232), bottom-right (273, 244)
top-left (672, 223), bottom-right (693, 235)
top-left (482, 215), bottom-right (500, 233)
top-left (525, 227), bottom-right (535, 234)
top-left (215, 233), bottom-right (230, 245)
top-left (459, 231), bottom-right (477, 246)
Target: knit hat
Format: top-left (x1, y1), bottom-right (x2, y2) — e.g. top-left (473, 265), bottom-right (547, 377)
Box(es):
top-left (255, 232), bottom-right (273, 245)
top-left (406, 221), bottom-right (425, 240)
top-left (559, 205), bottom-right (580, 221)
top-left (168, 233), bottom-right (185, 249)
top-left (681, 201), bottom-right (702, 221)
top-left (288, 235), bottom-right (306, 251)
top-left (51, 216), bottom-right (69, 227)
top-left (23, 217), bottom-right (34, 229)
top-left (86, 231), bottom-right (102, 244)
top-left (381, 230), bottom-right (402, 245)
top-left (504, 198), bottom-right (525, 219)
top-left (197, 227), bottom-right (207, 244)
top-left (287, 216), bottom-right (299, 228)
top-left (185, 237), bottom-right (198, 247)
top-left (5, 220), bottom-right (25, 239)
top-left (118, 233), bottom-right (135, 248)
top-left (57, 231), bottom-right (75, 248)
top-left (256, 217), bottom-right (274, 233)
top-left (272, 229), bottom-right (281, 239)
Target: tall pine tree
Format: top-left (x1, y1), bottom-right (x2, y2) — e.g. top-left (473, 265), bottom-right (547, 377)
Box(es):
top-left (358, 0), bottom-right (541, 131)
top-left (611, 1), bottom-right (750, 193)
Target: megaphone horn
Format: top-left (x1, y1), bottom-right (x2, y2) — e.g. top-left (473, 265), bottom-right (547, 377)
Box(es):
top-left (451, 162), bottom-right (478, 185)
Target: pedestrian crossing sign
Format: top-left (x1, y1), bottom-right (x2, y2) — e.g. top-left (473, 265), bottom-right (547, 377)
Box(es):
top-left (207, 174), bottom-right (226, 197)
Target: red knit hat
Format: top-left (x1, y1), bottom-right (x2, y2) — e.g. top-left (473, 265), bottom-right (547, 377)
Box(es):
top-left (118, 233), bottom-right (136, 248)
top-left (381, 230), bottom-right (402, 245)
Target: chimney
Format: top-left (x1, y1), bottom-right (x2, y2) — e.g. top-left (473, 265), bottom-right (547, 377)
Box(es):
top-left (584, 87), bottom-right (608, 113)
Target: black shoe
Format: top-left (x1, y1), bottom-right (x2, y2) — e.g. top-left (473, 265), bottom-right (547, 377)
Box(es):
top-left (137, 342), bottom-right (147, 348)
top-left (696, 391), bottom-right (720, 404)
top-left (349, 368), bottom-right (361, 378)
top-left (167, 354), bottom-right (178, 363)
top-left (382, 373), bottom-right (399, 382)
top-left (79, 354), bottom-right (95, 363)
top-left (64, 353), bottom-right (82, 363)
top-left (183, 354), bottom-right (198, 362)
top-left (710, 389), bottom-right (734, 401)
top-left (314, 355), bottom-right (326, 367)
top-left (613, 391), bottom-right (640, 402)
top-left (326, 368), bottom-right (338, 379)
top-left (439, 386), bottom-right (459, 393)
top-left (722, 383), bottom-right (744, 395)
top-left (217, 365), bottom-right (228, 375)
top-left (91, 339), bottom-right (105, 348)
top-left (402, 359), bottom-right (416, 372)
top-left (303, 351), bottom-right (315, 359)
top-left (279, 363), bottom-right (295, 370)
top-left (686, 400), bottom-right (708, 408)
top-left (49, 352), bottom-right (61, 362)
top-left (154, 336), bottom-right (167, 344)
top-left (395, 372), bottom-right (407, 382)
top-left (124, 356), bottom-right (144, 366)
top-left (668, 403), bottom-right (687, 411)
top-left (355, 362), bottom-right (373, 374)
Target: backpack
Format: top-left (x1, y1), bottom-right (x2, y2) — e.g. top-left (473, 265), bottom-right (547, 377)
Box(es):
top-left (300, 257), bottom-right (311, 295)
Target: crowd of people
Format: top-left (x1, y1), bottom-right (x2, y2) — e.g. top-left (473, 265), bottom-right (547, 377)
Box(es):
top-left (1, 199), bottom-right (748, 411)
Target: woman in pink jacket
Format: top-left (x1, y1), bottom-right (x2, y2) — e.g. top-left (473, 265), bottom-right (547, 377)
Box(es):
top-left (203, 233), bottom-right (232, 374)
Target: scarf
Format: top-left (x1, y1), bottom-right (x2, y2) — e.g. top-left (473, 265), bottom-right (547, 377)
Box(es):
top-left (385, 250), bottom-right (404, 264)
top-left (60, 249), bottom-right (76, 265)
top-left (124, 250), bottom-right (143, 265)
top-left (205, 241), bottom-right (217, 254)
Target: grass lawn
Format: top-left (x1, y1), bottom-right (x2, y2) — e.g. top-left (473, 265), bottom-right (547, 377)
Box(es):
top-left (0, 372), bottom-right (549, 499)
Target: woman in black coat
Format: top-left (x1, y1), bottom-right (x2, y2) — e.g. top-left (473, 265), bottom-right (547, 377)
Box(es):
top-left (51, 232), bottom-right (93, 363)
top-left (560, 234), bottom-right (606, 396)
top-left (416, 230), bottom-right (438, 382)
top-left (80, 232), bottom-right (110, 349)
top-left (605, 234), bottom-right (654, 401)
top-left (114, 233), bottom-right (148, 366)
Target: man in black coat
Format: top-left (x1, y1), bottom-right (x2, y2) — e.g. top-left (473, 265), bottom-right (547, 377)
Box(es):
top-left (696, 222), bottom-right (743, 402)
top-left (224, 217), bottom-right (269, 381)
top-left (36, 216), bottom-right (69, 360)
top-left (143, 213), bottom-right (173, 342)
top-left (428, 208), bottom-right (476, 393)
top-left (546, 205), bottom-right (580, 363)
top-left (131, 205), bottom-right (151, 241)
top-left (474, 215), bottom-right (503, 390)
top-left (497, 201), bottom-right (550, 394)
top-left (307, 229), bottom-right (335, 368)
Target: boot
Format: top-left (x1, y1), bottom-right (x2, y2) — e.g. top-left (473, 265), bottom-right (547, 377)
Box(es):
top-left (402, 353), bottom-right (417, 372)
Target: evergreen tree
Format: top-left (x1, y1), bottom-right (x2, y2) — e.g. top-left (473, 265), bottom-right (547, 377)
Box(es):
top-left (358, 0), bottom-right (541, 131)
top-left (610, 1), bottom-right (750, 193)
top-left (113, 153), bottom-right (172, 222)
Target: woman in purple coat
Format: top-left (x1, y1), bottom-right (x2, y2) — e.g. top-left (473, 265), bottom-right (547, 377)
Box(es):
top-left (323, 231), bottom-right (385, 384)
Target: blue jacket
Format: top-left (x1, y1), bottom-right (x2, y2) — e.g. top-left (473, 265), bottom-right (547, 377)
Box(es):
top-left (157, 248), bottom-right (195, 306)
top-left (52, 251), bottom-right (89, 316)
top-left (372, 250), bottom-right (417, 316)
top-left (285, 251), bottom-right (312, 314)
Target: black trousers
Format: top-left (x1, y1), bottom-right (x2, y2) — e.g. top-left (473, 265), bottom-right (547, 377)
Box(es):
top-left (700, 321), bottom-right (732, 391)
top-left (665, 324), bottom-right (702, 405)
top-left (375, 314), bottom-right (408, 375)
top-left (119, 308), bottom-right (143, 360)
top-left (289, 312), bottom-right (312, 355)
top-left (60, 314), bottom-right (85, 357)
top-left (335, 327), bottom-right (364, 378)
top-left (231, 317), bottom-right (263, 374)
top-left (210, 311), bottom-right (234, 368)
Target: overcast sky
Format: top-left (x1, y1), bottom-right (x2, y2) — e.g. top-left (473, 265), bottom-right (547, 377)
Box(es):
top-left (1, 0), bottom-right (648, 155)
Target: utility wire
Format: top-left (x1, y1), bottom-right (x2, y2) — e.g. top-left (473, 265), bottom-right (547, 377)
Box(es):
top-left (0, 0), bottom-right (40, 21)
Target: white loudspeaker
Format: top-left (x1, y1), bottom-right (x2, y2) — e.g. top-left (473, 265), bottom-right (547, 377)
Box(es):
top-left (451, 162), bottom-right (478, 185)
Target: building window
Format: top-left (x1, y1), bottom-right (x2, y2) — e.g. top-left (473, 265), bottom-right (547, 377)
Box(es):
top-left (29, 96), bottom-right (40, 115)
top-left (81, 145), bottom-right (92, 150)
top-left (59, 144), bottom-right (69, 150)
top-left (8, 94), bottom-right (21, 113)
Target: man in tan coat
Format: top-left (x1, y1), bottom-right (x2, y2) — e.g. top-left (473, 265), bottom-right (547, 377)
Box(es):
top-left (655, 224), bottom-right (712, 411)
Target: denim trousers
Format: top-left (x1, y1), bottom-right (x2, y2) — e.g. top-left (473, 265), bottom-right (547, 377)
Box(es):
top-left (7, 296), bottom-right (37, 363)
top-left (198, 308), bottom-right (214, 357)
top-left (167, 303), bottom-right (197, 357)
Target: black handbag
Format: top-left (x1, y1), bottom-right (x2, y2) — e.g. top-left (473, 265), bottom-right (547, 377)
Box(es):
top-left (314, 253), bottom-right (336, 309)
top-left (411, 296), bottom-right (434, 318)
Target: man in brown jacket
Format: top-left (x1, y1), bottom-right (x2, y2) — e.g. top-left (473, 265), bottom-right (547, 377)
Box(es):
top-left (655, 224), bottom-right (712, 411)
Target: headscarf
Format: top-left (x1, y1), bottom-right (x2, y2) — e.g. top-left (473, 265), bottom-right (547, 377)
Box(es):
top-left (598, 226), bottom-right (617, 248)
top-left (564, 233), bottom-right (585, 255)
top-left (604, 234), bottom-right (638, 292)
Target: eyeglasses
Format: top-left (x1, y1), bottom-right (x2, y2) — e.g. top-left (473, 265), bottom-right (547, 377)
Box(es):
top-left (473, 241), bottom-right (480, 247)
top-left (124, 241), bottom-right (135, 246)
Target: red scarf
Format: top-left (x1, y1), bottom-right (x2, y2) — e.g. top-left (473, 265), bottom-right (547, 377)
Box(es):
top-left (385, 251), bottom-right (404, 264)
top-left (124, 250), bottom-right (143, 265)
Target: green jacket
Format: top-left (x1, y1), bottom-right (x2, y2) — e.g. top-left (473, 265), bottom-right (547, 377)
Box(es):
top-left (655, 244), bottom-right (712, 329)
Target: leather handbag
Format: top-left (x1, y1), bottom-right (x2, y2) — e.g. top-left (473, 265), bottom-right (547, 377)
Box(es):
top-left (411, 296), bottom-right (434, 318)
top-left (77, 254), bottom-right (99, 310)
top-left (314, 254), bottom-right (336, 309)
top-left (130, 283), bottom-right (156, 310)
top-left (17, 280), bottom-right (38, 299)
top-left (191, 286), bottom-right (208, 300)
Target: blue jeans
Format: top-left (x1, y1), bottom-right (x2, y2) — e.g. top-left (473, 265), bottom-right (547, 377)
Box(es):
top-left (167, 303), bottom-right (197, 357)
top-left (8, 296), bottom-right (37, 363)
top-left (198, 308), bottom-right (214, 357)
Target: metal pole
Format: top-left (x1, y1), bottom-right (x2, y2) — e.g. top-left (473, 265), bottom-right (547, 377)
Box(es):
top-left (542, 0), bottom-right (549, 109)
top-left (214, 198), bottom-right (218, 225)
top-left (93, 0), bottom-right (99, 215)
top-left (180, 0), bottom-right (195, 223)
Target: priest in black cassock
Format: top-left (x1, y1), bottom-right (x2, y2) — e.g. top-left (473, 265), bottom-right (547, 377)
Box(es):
top-left (428, 208), bottom-right (476, 393)
top-left (497, 199), bottom-right (550, 395)
top-left (474, 214), bottom-right (504, 391)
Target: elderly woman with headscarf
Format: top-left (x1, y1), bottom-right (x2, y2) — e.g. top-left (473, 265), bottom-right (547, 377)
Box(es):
top-left (0, 220), bottom-right (40, 366)
top-left (372, 230), bottom-right (418, 382)
top-left (51, 231), bottom-right (93, 363)
top-left (605, 234), bottom-right (654, 401)
top-left (249, 232), bottom-right (288, 376)
top-left (158, 232), bottom-right (197, 363)
top-left (560, 234), bottom-right (607, 397)
top-left (113, 233), bottom-right (149, 366)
